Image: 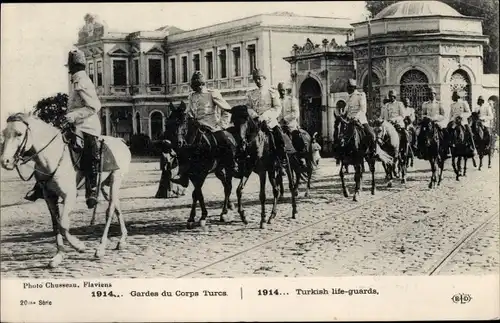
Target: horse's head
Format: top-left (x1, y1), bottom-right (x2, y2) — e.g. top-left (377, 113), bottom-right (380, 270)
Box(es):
top-left (165, 102), bottom-right (191, 148)
top-left (1, 112), bottom-right (33, 170)
top-left (230, 105), bottom-right (250, 127)
top-left (338, 117), bottom-right (358, 149)
top-left (371, 119), bottom-right (385, 142)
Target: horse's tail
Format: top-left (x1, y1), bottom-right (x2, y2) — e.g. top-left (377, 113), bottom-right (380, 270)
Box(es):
top-left (377, 147), bottom-right (394, 165)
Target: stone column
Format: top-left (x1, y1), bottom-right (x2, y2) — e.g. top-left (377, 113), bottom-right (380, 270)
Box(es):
top-left (105, 107), bottom-right (111, 136)
top-left (241, 41), bottom-right (247, 86)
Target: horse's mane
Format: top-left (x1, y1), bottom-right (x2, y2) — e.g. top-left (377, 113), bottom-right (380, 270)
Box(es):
top-left (231, 105), bottom-right (259, 137)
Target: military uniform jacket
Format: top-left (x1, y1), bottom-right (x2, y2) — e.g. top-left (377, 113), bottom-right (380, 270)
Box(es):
top-left (66, 70), bottom-right (102, 136)
top-left (346, 90), bottom-right (368, 124)
top-left (449, 100), bottom-right (471, 124)
top-left (381, 100), bottom-right (406, 126)
top-left (421, 100), bottom-right (445, 122)
top-left (246, 87), bottom-right (282, 128)
top-left (280, 95), bottom-right (300, 131)
top-left (473, 103), bottom-right (494, 128)
top-left (187, 88), bottom-right (231, 132)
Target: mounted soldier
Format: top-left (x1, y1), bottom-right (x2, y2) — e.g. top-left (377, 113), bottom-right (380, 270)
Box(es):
top-left (414, 87), bottom-right (446, 155)
top-left (402, 97), bottom-right (416, 125)
top-left (243, 68), bottom-right (287, 161)
top-left (24, 48), bottom-right (102, 209)
top-left (380, 90), bottom-right (406, 130)
top-left (333, 99), bottom-right (347, 164)
top-left (171, 71), bottom-right (238, 188)
top-left (277, 82), bottom-right (306, 168)
top-left (344, 79), bottom-right (379, 157)
top-left (473, 95), bottom-right (494, 136)
top-left (447, 90), bottom-right (477, 156)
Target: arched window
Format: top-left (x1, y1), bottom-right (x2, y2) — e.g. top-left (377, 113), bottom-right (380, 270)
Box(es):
top-left (363, 73), bottom-right (381, 119)
top-left (400, 69), bottom-right (429, 121)
top-left (450, 69), bottom-right (471, 107)
top-left (135, 112), bottom-right (141, 134)
top-left (150, 111), bottom-right (164, 140)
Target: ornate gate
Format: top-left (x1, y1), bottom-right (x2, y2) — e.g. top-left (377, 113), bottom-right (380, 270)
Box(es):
top-left (363, 73), bottom-right (381, 119)
top-left (400, 69), bottom-right (429, 121)
top-left (450, 69), bottom-right (471, 107)
top-left (299, 77), bottom-right (322, 137)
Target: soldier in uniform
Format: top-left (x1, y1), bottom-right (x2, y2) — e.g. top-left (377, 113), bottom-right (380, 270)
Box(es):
top-left (344, 79), bottom-right (378, 156)
top-left (277, 82), bottom-right (306, 168)
top-left (380, 90), bottom-right (406, 129)
top-left (171, 71), bottom-right (238, 188)
top-left (245, 68), bottom-right (286, 159)
top-left (414, 87), bottom-right (446, 152)
top-left (24, 48), bottom-right (103, 209)
top-left (447, 91), bottom-right (476, 155)
top-left (474, 95), bottom-right (494, 135)
top-left (402, 97), bottom-right (416, 125)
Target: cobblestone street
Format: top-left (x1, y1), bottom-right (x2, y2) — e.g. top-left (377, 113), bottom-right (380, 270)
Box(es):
top-left (1, 157), bottom-right (498, 278)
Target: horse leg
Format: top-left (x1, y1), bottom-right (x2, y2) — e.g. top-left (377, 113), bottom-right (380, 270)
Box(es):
top-left (107, 175), bottom-right (127, 251)
top-left (215, 170), bottom-right (230, 223)
top-left (267, 170), bottom-right (280, 225)
top-left (43, 190), bottom-right (65, 268)
top-left (353, 164), bottom-right (362, 202)
top-left (478, 154), bottom-right (483, 171)
top-left (400, 156), bottom-right (407, 184)
top-left (437, 158), bottom-right (445, 186)
top-left (339, 162), bottom-right (349, 198)
top-left (277, 171), bottom-right (285, 199)
top-left (59, 190), bottom-right (86, 253)
top-left (259, 172), bottom-right (268, 229)
top-left (369, 159), bottom-right (376, 195)
top-left (285, 157), bottom-right (298, 219)
top-left (236, 176), bottom-right (250, 225)
top-left (195, 178), bottom-right (209, 228)
top-left (304, 164), bottom-right (313, 198)
top-left (387, 163), bottom-right (393, 188)
top-left (187, 187), bottom-right (198, 230)
top-left (488, 150), bottom-right (492, 168)
top-left (429, 159), bottom-right (436, 189)
top-left (451, 156), bottom-right (459, 181)
top-left (462, 157), bottom-right (468, 176)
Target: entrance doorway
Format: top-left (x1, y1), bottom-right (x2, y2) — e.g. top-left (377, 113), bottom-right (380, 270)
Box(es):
top-left (299, 77), bottom-right (322, 137)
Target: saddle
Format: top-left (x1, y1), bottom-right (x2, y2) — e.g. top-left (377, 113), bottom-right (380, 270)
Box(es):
top-left (63, 128), bottom-right (120, 172)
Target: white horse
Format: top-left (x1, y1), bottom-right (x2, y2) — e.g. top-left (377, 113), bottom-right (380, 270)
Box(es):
top-left (1, 112), bottom-right (131, 268)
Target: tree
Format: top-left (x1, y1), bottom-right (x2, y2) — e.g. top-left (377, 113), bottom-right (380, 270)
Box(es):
top-left (365, 0), bottom-right (499, 73)
top-left (33, 93), bottom-right (69, 128)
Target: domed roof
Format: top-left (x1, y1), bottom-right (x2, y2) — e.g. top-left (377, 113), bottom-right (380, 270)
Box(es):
top-left (375, 1), bottom-right (462, 19)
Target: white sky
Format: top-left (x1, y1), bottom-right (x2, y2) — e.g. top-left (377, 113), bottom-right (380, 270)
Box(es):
top-left (0, 2), bottom-right (368, 129)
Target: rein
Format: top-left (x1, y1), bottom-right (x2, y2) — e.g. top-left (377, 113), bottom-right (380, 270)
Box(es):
top-left (12, 123), bottom-right (68, 182)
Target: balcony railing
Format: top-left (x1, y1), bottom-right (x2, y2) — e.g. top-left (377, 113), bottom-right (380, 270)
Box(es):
top-left (146, 84), bottom-right (166, 94)
top-left (110, 85), bottom-right (130, 95)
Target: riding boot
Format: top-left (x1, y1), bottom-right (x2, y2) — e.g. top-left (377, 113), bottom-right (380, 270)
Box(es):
top-left (292, 130), bottom-right (307, 169)
top-left (24, 182), bottom-right (44, 202)
top-left (465, 125), bottom-right (478, 156)
top-left (215, 130), bottom-right (239, 175)
top-left (362, 123), bottom-right (379, 157)
top-left (171, 149), bottom-right (190, 188)
top-left (83, 133), bottom-right (100, 209)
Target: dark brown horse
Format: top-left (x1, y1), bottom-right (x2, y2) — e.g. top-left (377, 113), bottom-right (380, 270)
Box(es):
top-left (469, 111), bottom-right (493, 170)
top-left (448, 116), bottom-right (474, 180)
top-left (228, 105), bottom-right (297, 229)
top-left (163, 103), bottom-right (236, 229)
top-left (276, 129), bottom-right (316, 199)
top-left (336, 117), bottom-right (389, 201)
top-left (416, 117), bottom-right (447, 188)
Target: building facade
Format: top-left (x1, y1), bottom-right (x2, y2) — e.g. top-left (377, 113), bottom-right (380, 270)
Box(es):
top-left (347, 0), bottom-right (495, 122)
top-left (74, 12), bottom-right (352, 142)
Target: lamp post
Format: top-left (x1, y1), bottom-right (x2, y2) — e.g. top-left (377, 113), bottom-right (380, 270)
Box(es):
top-left (364, 13), bottom-right (373, 119)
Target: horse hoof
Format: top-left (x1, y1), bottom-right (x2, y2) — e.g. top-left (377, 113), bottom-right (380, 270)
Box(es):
top-left (74, 242), bottom-right (87, 253)
top-left (353, 195), bottom-right (358, 202)
top-left (371, 190), bottom-right (375, 195)
top-left (199, 220), bottom-right (207, 227)
top-left (401, 179), bottom-right (406, 184)
top-left (304, 192), bottom-right (309, 198)
top-left (242, 218), bottom-right (248, 225)
top-left (116, 241), bottom-right (126, 250)
top-left (387, 182), bottom-right (393, 188)
top-left (292, 211), bottom-right (297, 219)
top-left (94, 247), bottom-right (106, 259)
top-left (260, 222), bottom-right (267, 229)
top-left (343, 191), bottom-right (349, 198)
top-left (48, 254), bottom-right (64, 268)
top-left (219, 215), bottom-right (227, 223)
top-left (228, 202), bottom-right (235, 210)
top-left (187, 222), bottom-right (195, 229)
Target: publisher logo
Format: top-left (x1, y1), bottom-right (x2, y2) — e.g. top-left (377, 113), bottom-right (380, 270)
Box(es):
top-left (451, 293), bottom-right (472, 304)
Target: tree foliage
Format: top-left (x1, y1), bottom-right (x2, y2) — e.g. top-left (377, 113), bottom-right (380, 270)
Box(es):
top-left (365, 0), bottom-right (499, 73)
top-left (33, 93), bottom-right (69, 128)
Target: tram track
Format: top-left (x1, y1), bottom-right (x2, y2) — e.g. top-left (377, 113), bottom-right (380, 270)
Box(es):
top-left (177, 167), bottom-right (497, 278)
top-left (427, 212), bottom-right (498, 276)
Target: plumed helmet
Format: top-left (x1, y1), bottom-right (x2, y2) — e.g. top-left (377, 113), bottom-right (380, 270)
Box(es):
top-left (347, 78), bottom-right (357, 87)
top-left (67, 48), bottom-right (86, 67)
top-left (191, 71), bottom-right (206, 85)
top-left (252, 68), bottom-right (265, 79)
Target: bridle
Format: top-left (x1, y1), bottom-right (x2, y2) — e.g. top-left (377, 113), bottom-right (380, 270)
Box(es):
top-left (9, 120), bottom-right (67, 182)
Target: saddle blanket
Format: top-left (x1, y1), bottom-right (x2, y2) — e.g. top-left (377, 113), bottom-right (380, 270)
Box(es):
top-left (69, 133), bottom-right (122, 172)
